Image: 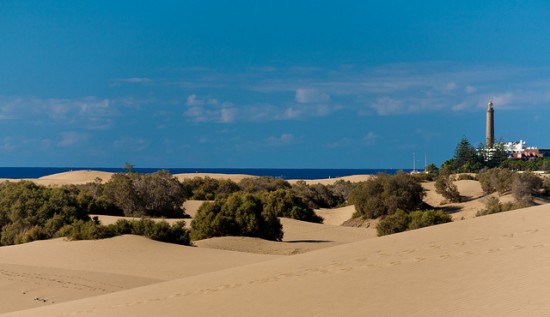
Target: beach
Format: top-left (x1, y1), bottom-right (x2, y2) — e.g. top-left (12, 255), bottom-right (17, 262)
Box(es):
top-left (1, 170), bottom-right (549, 316)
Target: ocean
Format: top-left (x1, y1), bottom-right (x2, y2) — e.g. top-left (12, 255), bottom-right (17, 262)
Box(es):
top-left (0, 167), bottom-right (415, 180)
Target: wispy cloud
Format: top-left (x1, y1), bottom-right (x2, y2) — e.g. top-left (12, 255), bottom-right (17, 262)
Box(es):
top-left (113, 137), bottom-right (149, 152)
top-left (295, 88), bottom-right (330, 104)
top-left (58, 131), bottom-right (89, 147)
top-left (265, 133), bottom-right (296, 146)
top-left (111, 77), bottom-right (153, 86)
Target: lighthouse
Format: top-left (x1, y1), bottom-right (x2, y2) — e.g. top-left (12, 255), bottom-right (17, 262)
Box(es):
top-left (486, 101), bottom-right (494, 148)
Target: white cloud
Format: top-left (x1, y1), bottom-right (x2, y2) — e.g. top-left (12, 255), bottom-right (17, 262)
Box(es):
top-left (369, 97), bottom-right (404, 116)
top-left (220, 107), bottom-right (235, 123)
top-left (58, 132), bottom-right (89, 147)
top-left (295, 89), bottom-right (330, 104)
top-left (363, 132), bottom-right (378, 145)
top-left (265, 133), bottom-right (295, 146)
top-left (113, 137), bottom-right (148, 152)
top-left (445, 82), bottom-right (457, 91)
top-left (465, 85), bottom-right (477, 93)
top-left (112, 77), bottom-right (153, 85)
top-left (187, 94), bottom-right (200, 106)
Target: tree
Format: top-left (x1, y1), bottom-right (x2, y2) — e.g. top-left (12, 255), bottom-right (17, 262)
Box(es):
top-left (124, 162), bottom-right (135, 173)
top-left (424, 163), bottom-right (439, 178)
top-left (487, 141), bottom-right (508, 168)
top-left (453, 137), bottom-right (481, 172)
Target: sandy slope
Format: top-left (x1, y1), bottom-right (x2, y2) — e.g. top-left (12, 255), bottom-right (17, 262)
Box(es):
top-left (195, 217), bottom-right (376, 255)
top-left (316, 205), bottom-right (356, 225)
top-left (0, 235), bottom-right (277, 314)
top-left (422, 179), bottom-right (488, 220)
top-left (6, 204), bottom-right (550, 317)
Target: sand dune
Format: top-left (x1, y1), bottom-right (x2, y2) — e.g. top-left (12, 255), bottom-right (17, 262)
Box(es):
top-left (316, 204), bottom-right (356, 225)
top-left (0, 235), bottom-right (277, 314)
top-left (5, 204), bottom-right (550, 316)
top-left (36, 170), bottom-right (114, 186)
top-left (195, 217), bottom-right (376, 255)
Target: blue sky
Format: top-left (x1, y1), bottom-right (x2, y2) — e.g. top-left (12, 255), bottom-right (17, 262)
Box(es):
top-left (1, 1), bottom-right (550, 169)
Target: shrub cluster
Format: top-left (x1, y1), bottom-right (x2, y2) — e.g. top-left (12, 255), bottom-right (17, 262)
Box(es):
top-left (57, 218), bottom-right (191, 245)
top-left (478, 168), bottom-right (514, 195)
top-left (0, 178), bottom-right (192, 246)
top-left (238, 176), bottom-right (291, 193)
top-left (478, 168), bottom-right (543, 204)
top-left (0, 181), bottom-right (89, 245)
top-left (434, 172), bottom-right (462, 203)
top-left (181, 176), bottom-right (351, 210)
top-left (376, 209), bottom-right (452, 236)
top-left (181, 177), bottom-right (240, 200)
top-left (476, 196), bottom-right (533, 217)
top-left (261, 189), bottom-right (323, 223)
top-left (348, 172), bottom-right (425, 219)
top-left (290, 181), bottom-right (346, 209)
top-left (102, 171), bottom-right (187, 217)
top-left (190, 192), bottom-right (283, 241)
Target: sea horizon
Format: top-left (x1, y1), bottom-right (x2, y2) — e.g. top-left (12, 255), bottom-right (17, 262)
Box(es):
top-left (0, 167), bottom-right (419, 180)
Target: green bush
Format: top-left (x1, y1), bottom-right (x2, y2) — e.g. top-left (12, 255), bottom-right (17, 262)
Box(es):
top-left (408, 210), bottom-right (452, 230)
top-left (239, 177), bottom-right (291, 193)
top-left (349, 173), bottom-right (424, 219)
top-left (181, 177), bottom-right (240, 200)
top-left (57, 218), bottom-right (191, 245)
top-left (262, 189), bottom-right (323, 223)
top-left (290, 181), bottom-right (345, 209)
top-left (0, 181), bottom-right (90, 246)
top-left (376, 210), bottom-right (410, 236)
top-left (376, 209), bottom-right (452, 236)
top-left (190, 192), bottom-right (283, 241)
top-left (56, 220), bottom-right (116, 240)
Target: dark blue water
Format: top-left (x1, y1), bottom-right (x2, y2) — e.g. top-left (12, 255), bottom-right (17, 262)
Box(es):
top-left (0, 167), bottom-right (415, 180)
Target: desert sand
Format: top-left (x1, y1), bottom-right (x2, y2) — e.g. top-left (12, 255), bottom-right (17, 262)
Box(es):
top-left (2, 170), bottom-right (550, 316)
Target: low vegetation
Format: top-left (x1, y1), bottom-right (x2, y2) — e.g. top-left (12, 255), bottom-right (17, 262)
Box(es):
top-left (0, 180), bottom-right (191, 246)
top-left (476, 196), bottom-right (533, 217)
top-left (376, 209), bottom-right (452, 236)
